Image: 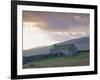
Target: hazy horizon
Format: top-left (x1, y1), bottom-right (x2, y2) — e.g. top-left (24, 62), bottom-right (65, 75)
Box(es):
top-left (23, 36), bottom-right (89, 51)
top-left (23, 11), bottom-right (90, 50)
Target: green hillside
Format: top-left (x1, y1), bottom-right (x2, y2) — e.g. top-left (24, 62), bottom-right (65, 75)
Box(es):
top-left (23, 51), bottom-right (89, 68)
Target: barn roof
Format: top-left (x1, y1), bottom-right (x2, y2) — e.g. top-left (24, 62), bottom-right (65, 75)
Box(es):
top-left (51, 44), bottom-right (75, 51)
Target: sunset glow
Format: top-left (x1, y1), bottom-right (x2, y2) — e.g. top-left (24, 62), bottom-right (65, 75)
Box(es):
top-left (23, 22), bottom-right (56, 50)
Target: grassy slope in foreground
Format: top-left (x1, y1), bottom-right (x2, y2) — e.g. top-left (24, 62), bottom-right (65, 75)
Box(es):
top-left (23, 52), bottom-right (89, 68)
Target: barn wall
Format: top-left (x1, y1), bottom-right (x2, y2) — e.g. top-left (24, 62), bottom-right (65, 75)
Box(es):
top-left (62, 50), bottom-right (69, 56)
top-left (69, 46), bottom-right (78, 55)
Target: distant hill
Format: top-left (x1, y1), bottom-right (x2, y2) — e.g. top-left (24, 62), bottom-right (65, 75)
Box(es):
top-left (57, 37), bottom-right (89, 51)
top-left (23, 46), bottom-right (52, 57)
top-left (23, 37), bottom-right (89, 57)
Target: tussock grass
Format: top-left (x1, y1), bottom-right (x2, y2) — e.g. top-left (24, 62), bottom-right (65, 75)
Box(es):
top-left (23, 52), bottom-right (89, 68)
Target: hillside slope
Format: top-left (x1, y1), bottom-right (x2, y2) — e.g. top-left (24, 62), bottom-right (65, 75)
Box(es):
top-left (23, 37), bottom-right (89, 57)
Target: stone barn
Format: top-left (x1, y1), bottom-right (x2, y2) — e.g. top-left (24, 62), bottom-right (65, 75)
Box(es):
top-left (50, 44), bottom-right (78, 56)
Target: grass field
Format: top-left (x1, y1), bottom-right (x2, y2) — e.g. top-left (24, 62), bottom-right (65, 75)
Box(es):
top-left (23, 51), bottom-right (89, 69)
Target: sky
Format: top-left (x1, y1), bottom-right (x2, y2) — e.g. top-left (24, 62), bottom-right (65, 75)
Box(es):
top-left (22, 11), bottom-right (90, 50)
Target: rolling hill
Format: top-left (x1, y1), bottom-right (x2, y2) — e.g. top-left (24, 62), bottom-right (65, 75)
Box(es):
top-left (23, 37), bottom-right (89, 57)
top-left (57, 36), bottom-right (89, 51)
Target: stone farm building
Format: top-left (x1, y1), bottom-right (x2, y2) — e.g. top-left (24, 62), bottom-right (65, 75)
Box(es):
top-left (50, 44), bottom-right (78, 56)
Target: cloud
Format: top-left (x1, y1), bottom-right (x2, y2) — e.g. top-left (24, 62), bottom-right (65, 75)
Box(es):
top-left (45, 31), bottom-right (89, 42)
top-left (23, 11), bottom-right (90, 38)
